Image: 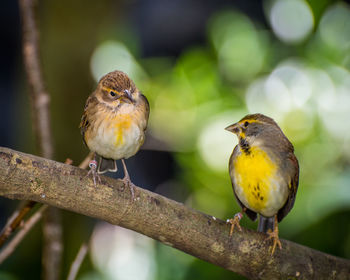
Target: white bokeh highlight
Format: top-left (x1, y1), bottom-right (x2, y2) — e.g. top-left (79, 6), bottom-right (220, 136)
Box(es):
top-left (318, 66), bottom-right (350, 138)
top-left (245, 60), bottom-right (317, 140)
top-left (319, 3), bottom-right (350, 51)
top-left (90, 40), bottom-right (146, 83)
top-left (269, 0), bottom-right (314, 44)
top-left (198, 112), bottom-right (242, 172)
top-left (91, 223), bottom-right (156, 280)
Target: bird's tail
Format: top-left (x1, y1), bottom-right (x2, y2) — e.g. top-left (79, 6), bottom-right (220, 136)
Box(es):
top-left (97, 156), bottom-right (117, 174)
top-left (258, 215), bottom-right (275, 233)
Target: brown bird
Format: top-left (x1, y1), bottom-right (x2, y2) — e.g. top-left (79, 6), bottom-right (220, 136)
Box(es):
top-left (226, 113), bottom-right (299, 255)
top-left (80, 70), bottom-right (149, 197)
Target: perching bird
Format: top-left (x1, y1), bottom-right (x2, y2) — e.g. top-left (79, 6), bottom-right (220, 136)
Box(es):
top-left (80, 70), bottom-right (149, 197)
top-left (225, 113), bottom-right (299, 255)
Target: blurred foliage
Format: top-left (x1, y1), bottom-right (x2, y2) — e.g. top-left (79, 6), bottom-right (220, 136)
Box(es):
top-left (1, 0), bottom-right (350, 279)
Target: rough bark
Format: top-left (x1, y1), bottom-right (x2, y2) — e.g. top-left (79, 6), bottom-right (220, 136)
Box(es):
top-left (0, 147), bottom-right (349, 280)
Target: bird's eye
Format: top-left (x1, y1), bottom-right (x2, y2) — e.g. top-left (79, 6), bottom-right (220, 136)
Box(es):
top-left (243, 121), bottom-right (249, 127)
top-left (109, 91), bottom-right (116, 97)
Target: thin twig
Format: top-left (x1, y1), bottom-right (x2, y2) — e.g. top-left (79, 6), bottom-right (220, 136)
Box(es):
top-left (78, 152), bottom-right (93, 169)
top-left (18, 0), bottom-right (58, 273)
top-left (19, 0), bottom-right (53, 159)
top-left (67, 243), bottom-right (89, 280)
top-left (0, 0), bottom-right (54, 244)
top-left (19, 0), bottom-right (59, 276)
top-left (0, 205), bottom-right (49, 264)
top-left (0, 201), bottom-right (36, 247)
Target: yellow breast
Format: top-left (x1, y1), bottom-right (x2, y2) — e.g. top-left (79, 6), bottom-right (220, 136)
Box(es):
top-left (233, 146), bottom-right (277, 213)
top-left (86, 104), bottom-right (146, 160)
top-left (110, 114), bottom-right (132, 146)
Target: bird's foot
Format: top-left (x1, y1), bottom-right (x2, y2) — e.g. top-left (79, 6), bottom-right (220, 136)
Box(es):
top-left (121, 174), bottom-right (135, 201)
top-left (267, 227), bottom-right (282, 255)
top-left (227, 212), bottom-right (243, 236)
top-left (86, 160), bottom-right (101, 187)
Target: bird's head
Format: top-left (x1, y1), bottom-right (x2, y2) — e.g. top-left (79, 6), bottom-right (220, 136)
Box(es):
top-left (95, 70), bottom-right (140, 108)
top-left (225, 113), bottom-right (279, 146)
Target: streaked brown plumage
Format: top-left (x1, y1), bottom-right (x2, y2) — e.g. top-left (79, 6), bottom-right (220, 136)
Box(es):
top-left (80, 70), bottom-right (149, 195)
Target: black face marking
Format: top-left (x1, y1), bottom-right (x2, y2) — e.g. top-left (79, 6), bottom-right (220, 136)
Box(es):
top-left (240, 138), bottom-right (251, 155)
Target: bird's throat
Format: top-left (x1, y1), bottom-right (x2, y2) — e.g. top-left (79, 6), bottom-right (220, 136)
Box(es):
top-left (240, 138), bottom-right (251, 155)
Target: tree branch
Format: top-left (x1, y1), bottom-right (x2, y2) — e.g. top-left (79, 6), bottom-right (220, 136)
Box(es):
top-left (0, 147), bottom-right (349, 280)
top-left (18, 0), bottom-right (61, 277)
top-left (19, 0), bottom-right (53, 159)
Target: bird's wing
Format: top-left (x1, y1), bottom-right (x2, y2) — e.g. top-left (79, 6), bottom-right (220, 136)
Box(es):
top-left (277, 152), bottom-right (299, 222)
top-left (79, 95), bottom-right (97, 146)
top-left (140, 93), bottom-right (150, 131)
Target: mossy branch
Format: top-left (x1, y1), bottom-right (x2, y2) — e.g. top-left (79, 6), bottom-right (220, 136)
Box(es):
top-left (0, 147), bottom-right (349, 280)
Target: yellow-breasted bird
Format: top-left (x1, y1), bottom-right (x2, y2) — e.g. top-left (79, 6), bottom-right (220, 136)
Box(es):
top-left (80, 70), bottom-right (149, 197)
top-left (225, 113), bottom-right (299, 255)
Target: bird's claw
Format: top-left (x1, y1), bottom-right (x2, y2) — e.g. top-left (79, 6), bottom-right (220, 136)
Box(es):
top-left (86, 160), bottom-right (101, 187)
top-left (121, 175), bottom-right (135, 200)
top-left (267, 227), bottom-right (282, 255)
top-left (227, 212), bottom-right (243, 236)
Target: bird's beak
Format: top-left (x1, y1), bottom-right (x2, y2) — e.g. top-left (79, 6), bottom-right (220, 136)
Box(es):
top-left (123, 89), bottom-right (134, 103)
top-left (225, 123), bottom-right (241, 135)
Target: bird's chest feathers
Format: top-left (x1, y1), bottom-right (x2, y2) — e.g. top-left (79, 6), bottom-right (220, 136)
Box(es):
top-left (87, 106), bottom-right (145, 159)
top-left (102, 112), bottom-right (143, 149)
top-left (233, 145), bottom-right (278, 213)
top-left (112, 114), bottom-right (133, 145)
